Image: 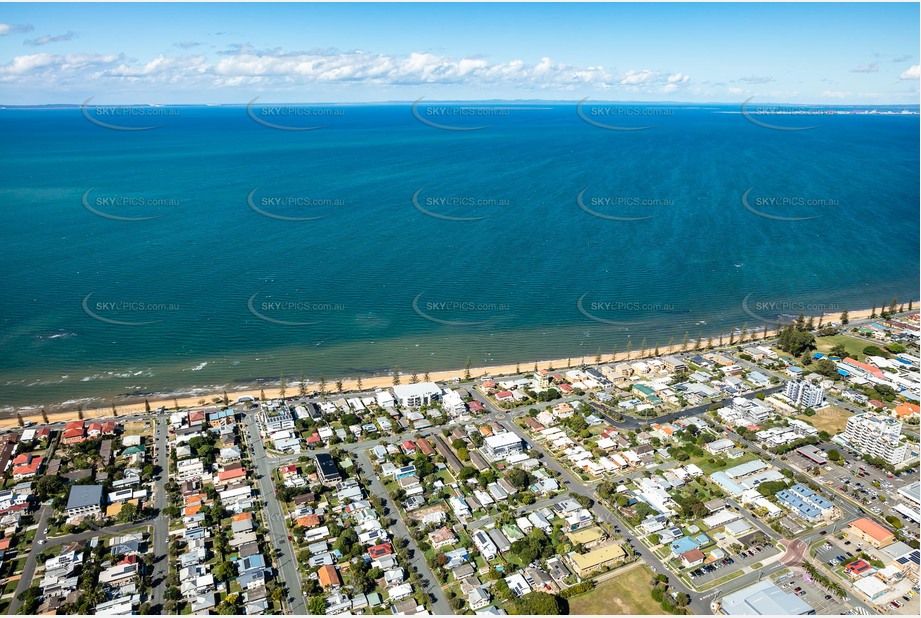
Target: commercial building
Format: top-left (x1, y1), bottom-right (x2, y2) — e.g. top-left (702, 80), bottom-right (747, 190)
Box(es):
top-left (847, 518), bottom-right (895, 548)
top-left (719, 580), bottom-right (815, 615)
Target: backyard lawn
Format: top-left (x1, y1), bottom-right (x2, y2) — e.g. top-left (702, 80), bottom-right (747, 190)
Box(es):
top-left (568, 565), bottom-right (662, 615)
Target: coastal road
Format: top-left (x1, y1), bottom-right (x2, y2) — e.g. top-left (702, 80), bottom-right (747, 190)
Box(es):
top-left (149, 415), bottom-right (170, 610)
top-left (354, 450), bottom-right (454, 616)
top-left (243, 412), bottom-right (306, 614)
top-left (8, 504), bottom-right (52, 615)
top-left (497, 419), bottom-right (713, 616)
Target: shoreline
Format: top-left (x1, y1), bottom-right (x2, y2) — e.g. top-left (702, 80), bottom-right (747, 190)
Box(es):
top-left (0, 306), bottom-right (888, 428)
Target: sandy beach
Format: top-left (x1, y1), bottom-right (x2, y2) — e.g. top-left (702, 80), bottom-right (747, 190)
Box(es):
top-left (0, 306), bottom-right (882, 429)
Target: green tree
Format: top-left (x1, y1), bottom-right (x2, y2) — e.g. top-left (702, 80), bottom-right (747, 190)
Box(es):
top-left (116, 500), bottom-right (139, 523)
top-left (514, 591), bottom-right (568, 615)
top-left (308, 596), bottom-right (327, 615)
top-left (213, 560), bottom-right (237, 582)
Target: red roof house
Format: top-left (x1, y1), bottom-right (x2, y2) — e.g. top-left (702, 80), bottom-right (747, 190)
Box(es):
top-left (367, 542), bottom-right (393, 560)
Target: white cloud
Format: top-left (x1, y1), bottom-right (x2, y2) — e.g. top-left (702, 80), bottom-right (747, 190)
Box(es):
top-left (899, 65), bottom-right (920, 80)
top-left (736, 76), bottom-right (774, 84)
top-left (0, 23), bottom-right (33, 36)
top-left (24, 31), bottom-right (78, 46)
top-left (850, 63), bottom-right (879, 74)
top-left (0, 45), bottom-right (691, 97)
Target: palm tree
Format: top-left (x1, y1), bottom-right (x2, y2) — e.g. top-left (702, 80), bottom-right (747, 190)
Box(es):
top-left (393, 369), bottom-right (401, 386)
top-left (356, 377), bottom-right (363, 391)
top-left (299, 372), bottom-right (307, 398)
top-left (336, 380), bottom-right (343, 393)
top-left (424, 371), bottom-right (430, 382)
top-left (319, 376), bottom-right (327, 396)
top-left (16, 413), bottom-right (23, 427)
top-left (410, 373), bottom-right (418, 384)
top-left (464, 358), bottom-right (471, 380)
top-left (41, 408), bottom-right (49, 424)
top-left (279, 373), bottom-right (286, 400)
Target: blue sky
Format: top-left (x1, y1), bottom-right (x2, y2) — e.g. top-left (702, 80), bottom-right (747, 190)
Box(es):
top-left (1, 2), bottom-right (918, 104)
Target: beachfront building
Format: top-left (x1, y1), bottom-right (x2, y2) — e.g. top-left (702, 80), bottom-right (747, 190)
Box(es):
top-left (441, 389), bottom-right (467, 416)
top-left (392, 383), bottom-right (441, 408)
top-left (784, 379), bottom-right (825, 408)
top-left (842, 413), bottom-right (907, 465)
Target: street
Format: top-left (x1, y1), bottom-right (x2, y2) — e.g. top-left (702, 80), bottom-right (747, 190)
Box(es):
top-left (243, 412), bottom-right (306, 614)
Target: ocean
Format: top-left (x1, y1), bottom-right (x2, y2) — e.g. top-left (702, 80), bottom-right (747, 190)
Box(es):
top-left (0, 103), bottom-right (918, 411)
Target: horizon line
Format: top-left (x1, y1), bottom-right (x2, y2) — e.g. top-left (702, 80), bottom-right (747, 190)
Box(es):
top-left (4, 99), bottom-right (921, 108)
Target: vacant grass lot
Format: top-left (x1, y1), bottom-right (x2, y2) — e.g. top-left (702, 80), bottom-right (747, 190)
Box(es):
top-left (814, 335), bottom-right (870, 361)
top-left (799, 406), bottom-right (852, 435)
top-left (568, 565), bottom-right (661, 615)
